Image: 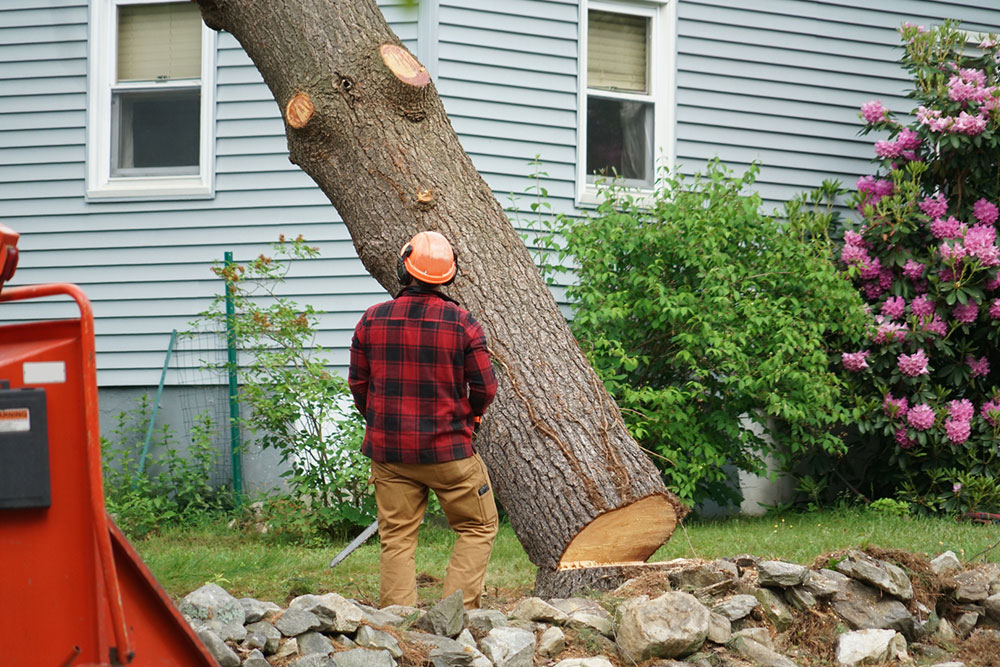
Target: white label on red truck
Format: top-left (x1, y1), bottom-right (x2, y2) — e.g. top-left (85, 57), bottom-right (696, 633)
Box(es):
top-left (0, 408), bottom-right (30, 433)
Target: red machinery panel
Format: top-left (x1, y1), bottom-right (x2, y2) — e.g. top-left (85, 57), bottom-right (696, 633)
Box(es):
top-left (0, 283), bottom-right (216, 666)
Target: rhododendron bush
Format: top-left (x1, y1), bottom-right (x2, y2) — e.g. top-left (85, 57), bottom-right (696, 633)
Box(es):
top-left (839, 21), bottom-right (1000, 512)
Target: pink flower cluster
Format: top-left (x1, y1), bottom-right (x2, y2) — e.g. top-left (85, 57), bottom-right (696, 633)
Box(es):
top-left (841, 350), bottom-right (870, 372)
top-left (897, 349), bottom-right (929, 376)
top-left (919, 193), bottom-right (948, 218)
top-left (902, 259), bottom-right (925, 281)
top-left (930, 216), bottom-right (963, 240)
top-left (982, 399), bottom-right (1000, 427)
top-left (944, 398), bottom-right (975, 444)
top-left (881, 296), bottom-right (906, 319)
top-left (874, 129), bottom-right (921, 162)
top-left (911, 295), bottom-right (935, 317)
top-left (917, 106), bottom-right (989, 136)
top-left (907, 403), bottom-right (936, 431)
top-left (872, 317), bottom-right (907, 343)
top-left (861, 100), bottom-right (887, 124)
top-left (883, 393), bottom-right (908, 417)
top-left (990, 298), bottom-right (1000, 320)
top-left (973, 198), bottom-right (999, 225)
top-left (953, 302), bottom-right (978, 324)
top-left (856, 175), bottom-right (894, 212)
top-left (967, 356), bottom-right (990, 378)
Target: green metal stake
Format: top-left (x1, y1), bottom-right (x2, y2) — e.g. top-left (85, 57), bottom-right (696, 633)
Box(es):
top-left (224, 251), bottom-right (244, 505)
top-left (136, 328), bottom-right (178, 481)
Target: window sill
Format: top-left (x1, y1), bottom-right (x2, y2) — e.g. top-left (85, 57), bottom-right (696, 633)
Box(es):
top-left (576, 184), bottom-right (657, 209)
top-left (86, 176), bottom-right (214, 202)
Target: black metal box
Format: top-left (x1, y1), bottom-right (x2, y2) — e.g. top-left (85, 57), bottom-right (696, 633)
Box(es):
top-left (0, 388), bottom-right (50, 509)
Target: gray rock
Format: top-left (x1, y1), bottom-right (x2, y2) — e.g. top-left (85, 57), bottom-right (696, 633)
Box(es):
top-left (754, 587), bottom-right (794, 631)
top-left (785, 586), bottom-right (818, 610)
top-left (929, 616), bottom-right (956, 643)
top-left (297, 631), bottom-right (334, 657)
top-left (614, 592), bottom-right (710, 661)
top-left (243, 648), bottom-right (270, 667)
top-left (403, 630), bottom-right (466, 651)
top-left (706, 612), bottom-right (731, 644)
top-left (538, 625), bottom-right (566, 657)
top-left (292, 654), bottom-right (335, 667)
top-left (466, 608), bottom-right (508, 633)
top-left (985, 593), bottom-right (1000, 620)
top-left (333, 634), bottom-right (357, 648)
top-left (668, 562), bottom-right (735, 591)
top-left (552, 658), bottom-right (614, 667)
top-left (243, 630), bottom-right (267, 652)
top-left (455, 629), bottom-right (493, 667)
top-left (549, 598), bottom-right (613, 636)
top-left (382, 604), bottom-right (424, 624)
top-left (835, 550), bottom-right (914, 601)
top-left (909, 642), bottom-right (948, 660)
top-left (359, 603), bottom-right (405, 627)
top-left (428, 642), bottom-right (475, 667)
top-left (195, 628), bottom-right (240, 667)
top-left (732, 627), bottom-right (772, 649)
top-left (506, 618), bottom-right (542, 633)
top-left (834, 629), bottom-right (908, 666)
top-left (276, 637), bottom-right (299, 659)
top-left (480, 626), bottom-right (536, 667)
top-left (357, 624), bottom-right (404, 658)
top-left (930, 551), bottom-right (962, 576)
top-left (275, 608), bottom-right (322, 637)
top-left (329, 648), bottom-right (396, 667)
top-left (289, 593), bottom-right (364, 634)
top-left (953, 570), bottom-right (992, 602)
top-left (804, 569), bottom-right (848, 598)
top-left (180, 583), bottom-right (248, 642)
top-left (730, 636), bottom-right (797, 667)
top-left (830, 580), bottom-right (916, 638)
top-left (415, 590), bottom-right (467, 638)
top-left (757, 560), bottom-right (810, 588)
top-left (245, 621), bottom-right (281, 655)
top-left (240, 597), bottom-right (282, 623)
top-left (955, 612), bottom-right (979, 636)
top-left (511, 597), bottom-right (569, 624)
top-left (712, 594), bottom-right (759, 621)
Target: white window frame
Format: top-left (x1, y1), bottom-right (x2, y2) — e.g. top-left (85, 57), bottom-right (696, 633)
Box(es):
top-left (577, 0), bottom-right (676, 206)
top-left (87, 0), bottom-right (216, 200)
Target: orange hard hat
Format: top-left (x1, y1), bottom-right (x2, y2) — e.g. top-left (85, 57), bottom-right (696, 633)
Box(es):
top-left (398, 231), bottom-right (457, 285)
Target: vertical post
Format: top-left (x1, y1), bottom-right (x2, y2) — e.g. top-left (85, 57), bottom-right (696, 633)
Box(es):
top-left (137, 328), bottom-right (178, 480)
top-left (224, 252), bottom-right (243, 505)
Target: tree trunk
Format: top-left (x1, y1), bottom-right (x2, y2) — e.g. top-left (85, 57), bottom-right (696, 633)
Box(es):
top-left (196, 0), bottom-right (686, 579)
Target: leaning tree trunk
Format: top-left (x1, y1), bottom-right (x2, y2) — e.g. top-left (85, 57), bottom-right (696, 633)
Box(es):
top-left (196, 0), bottom-right (686, 589)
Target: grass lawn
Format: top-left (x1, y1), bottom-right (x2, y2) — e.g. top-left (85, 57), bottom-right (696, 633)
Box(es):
top-left (134, 507), bottom-right (1000, 606)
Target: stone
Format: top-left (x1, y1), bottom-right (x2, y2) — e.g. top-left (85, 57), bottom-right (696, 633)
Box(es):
top-left (480, 626), bottom-right (536, 667)
top-left (785, 586), bottom-right (818, 610)
top-left (291, 654), bottom-right (334, 667)
top-left (834, 550), bottom-right (913, 601)
top-left (729, 636), bottom-right (797, 667)
top-left (195, 628), bottom-right (240, 667)
top-left (733, 627), bottom-right (772, 649)
top-left (243, 630), bottom-right (267, 652)
top-left (929, 617), bottom-right (956, 643)
top-left (276, 638), bottom-right (299, 659)
top-left (243, 648), bottom-right (270, 667)
top-left (357, 624), bottom-right (404, 658)
top-left (953, 570), bottom-right (992, 603)
top-left (804, 569), bottom-right (848, 598)
top-left (333, 634), bottom-right (357, 648)
top-left (834, 629), bottom-right (908, 666)
top-left (549, 598), bottom-right (613, 636)
top-left (538, 625), bottom-right (566, 657)
top-left (180, 583), bottom-right (247, 642)
top-left (288, 592), bottom-right (363, 634)
top-left (382, 604), bottom-right (425, 625)
top-left (465, 608), bottom-right (508, 633)
top-left (830, 580), bottom-right (916, 638)
top-left (930, 551), bottom-right (962, 576)
top-left (614, 592), bottom-right (710, 661)
top-left (706, 612), bottom-right (731, 644)
top-left (245, 620), bottom-right (281, 654)
top-left (296, 631), bottom-right (333, 656)
top-left (754, 587), bottom-right (795, 631)
top-left (415, 590), bottom-right (467, 638)
top-left (329, 648), bottom-right (396, 667)
top-left (511, 597), bottom-right (569, 624)
top-left (275, 608), bottom-right (322, 637)
top-left (552, 658), bottom-right (614, 667)
top-left (359, 603), bottom-right (405, 627)
top-left (669, 562), bottom-right (735, 591)
top-left (954, 612), bottom-right (979, 636)
top-left (909, 642), bottom-right (948, 660)
top-left (757, 560), bottom-right (810, 588)
top-left (240, 597), bottom-right (281, 623)
top-left (456, 629), bottom-right (493, 667)
top-left (712, 594), bottom-right (759, 621)
top-left (985, 593), bottom-right (1000, 620)
top-left (428, 642), bottom-right (476, 667)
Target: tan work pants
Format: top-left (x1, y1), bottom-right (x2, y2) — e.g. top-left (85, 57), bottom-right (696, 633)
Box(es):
top-left (372, 453), bottom-right (498, 609)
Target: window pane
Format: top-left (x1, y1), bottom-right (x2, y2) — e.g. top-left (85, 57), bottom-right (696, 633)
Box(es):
top-left (118, 2), bottom-right (201, 82)
top-left (588, 10), bottom-right (648, 93)
top-left (112, 88), bottom-right (200, 175)
top-left (587, 96), bottom-right (653, 185)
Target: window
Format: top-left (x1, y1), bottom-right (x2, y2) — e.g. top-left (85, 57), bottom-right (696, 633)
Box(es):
top-left (88, 0), bottom-right (216, 199)
top-left (578, 1), bottom-right (674, 202)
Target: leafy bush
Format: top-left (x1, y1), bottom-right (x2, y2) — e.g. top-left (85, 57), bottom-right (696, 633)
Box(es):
top-left (534, 161), bottom-right (866, 505)
top-left (194, 237), bottom-right (374, 540)
top-left (102, 396), bottom-right (232, 538)
top-left (834, 20), bottom-right (1000, 513)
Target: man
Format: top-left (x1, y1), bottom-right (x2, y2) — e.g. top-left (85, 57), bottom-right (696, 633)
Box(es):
top-left (348, 230), bottom-right (499, 609)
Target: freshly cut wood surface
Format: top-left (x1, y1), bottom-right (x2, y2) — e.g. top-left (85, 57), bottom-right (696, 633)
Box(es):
top-left (559, 494), bottom-right (679, 568)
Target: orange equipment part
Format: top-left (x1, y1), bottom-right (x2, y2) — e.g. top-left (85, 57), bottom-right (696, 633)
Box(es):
top-left (0, 283), bottom-right (216, 666)
top-left (0, 222), bottom-right (19, 291)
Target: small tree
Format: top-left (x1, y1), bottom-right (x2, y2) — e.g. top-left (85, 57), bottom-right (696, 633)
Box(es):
top-left (538, 161), bottom-right (867, 505)
top-left (836, 21), bottom-right (1000, 513)
top-left (196, 237), bottom-right (373, 539)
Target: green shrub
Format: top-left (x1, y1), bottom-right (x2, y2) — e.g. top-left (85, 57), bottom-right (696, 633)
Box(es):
top-left (533, 161), bottom-right (867, 505)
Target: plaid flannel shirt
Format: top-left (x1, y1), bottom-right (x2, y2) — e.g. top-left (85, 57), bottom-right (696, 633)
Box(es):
top-left (348, 287), bottom-right (497, 463)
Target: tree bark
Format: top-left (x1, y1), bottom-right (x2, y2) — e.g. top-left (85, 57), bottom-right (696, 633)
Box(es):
top-left (196, 0), bottom-right (686, 578)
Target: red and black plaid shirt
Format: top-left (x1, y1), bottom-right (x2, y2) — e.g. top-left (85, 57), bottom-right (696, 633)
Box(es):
top-left (348, 287), bottom-right (497, 464)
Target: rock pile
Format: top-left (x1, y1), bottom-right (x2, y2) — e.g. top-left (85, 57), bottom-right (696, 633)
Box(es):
top-left (180, 548), bottom-right (1000, 666)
